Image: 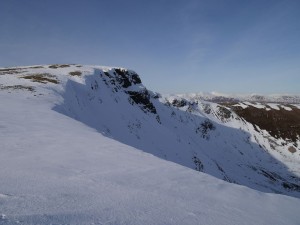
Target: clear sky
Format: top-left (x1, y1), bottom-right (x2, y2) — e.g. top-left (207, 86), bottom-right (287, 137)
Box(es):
top-left (0, 0), bottom-right (299, 94)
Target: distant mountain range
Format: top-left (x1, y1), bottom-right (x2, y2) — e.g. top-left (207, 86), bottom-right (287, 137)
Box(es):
top-left (174, 92), bottom-right (300, 104)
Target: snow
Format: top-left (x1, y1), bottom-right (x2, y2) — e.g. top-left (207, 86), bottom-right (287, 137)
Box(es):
top-left (233, 102), bottom-right (248, 109)
top-left (240, 102), bottom-right (293, 111)
top-left (177, 92), bottom-right (300, 104)
top-left (280, 105), bottom-right (292, 111)
top-left (1, 65), bottom-right (300, 224)
top-left (291, 104), bottom-right (300, 109)
top-left (243, 102), bottom-right (266, 109)
top-left (267, 103), bottom-right (280, 110)
top-left (1, 91), bottom-right (300, 225)
top-left (230, 102), bottom-right (293, 111)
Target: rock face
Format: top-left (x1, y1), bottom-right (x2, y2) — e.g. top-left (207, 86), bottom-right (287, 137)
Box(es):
top-left (1, 64), bottom-right (300, 198)
top-left (104, 68), bottom-right (141, 88)
top-left (101, 68), bottom-right (158, 115)
top-left (127, 90), bottom-right (157, 114)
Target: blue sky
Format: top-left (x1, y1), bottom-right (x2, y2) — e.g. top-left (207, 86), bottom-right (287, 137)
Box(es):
top-left (0, 0), bottom-right (299, 94)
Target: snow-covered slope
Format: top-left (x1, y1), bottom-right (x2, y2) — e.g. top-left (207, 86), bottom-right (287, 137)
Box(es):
top-left (1, 64), bottom-right (300, 224)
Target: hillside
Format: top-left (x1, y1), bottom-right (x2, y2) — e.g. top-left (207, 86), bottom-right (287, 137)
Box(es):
top-left (169, 93), bottom-right (300, 154)
top-left (1, 64), bottom-right (300, 224)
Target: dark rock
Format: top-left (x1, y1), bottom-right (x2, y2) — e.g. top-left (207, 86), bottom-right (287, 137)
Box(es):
top-left (172, 99), bottom-right (188, 107)
top-left (193, 156), bottom-right (204, 171)
top-left (114, 68), bottom-right (132, 88)
top-left (127, 90), bottom-right (157, 114)
top-left (196, 119), bottom-right (216, 139)
top-left (217, 106), bottom-right (232, 120)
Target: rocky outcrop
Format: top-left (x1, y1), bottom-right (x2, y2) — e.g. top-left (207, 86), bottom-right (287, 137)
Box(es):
top-left (127, 90), bottom-right (157, 114)
top-left (101, 68), bottom-right (158, 116)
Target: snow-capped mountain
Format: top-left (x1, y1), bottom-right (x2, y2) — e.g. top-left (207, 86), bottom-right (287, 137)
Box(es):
top-left (176, 92), bottom-right (300, 104)
top-left (1, 64), bottom-right (300, 224)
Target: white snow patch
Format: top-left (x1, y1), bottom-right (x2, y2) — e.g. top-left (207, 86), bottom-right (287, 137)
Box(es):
top-left (268, 103), bottom-right (280, 110)
top-left (280, 105), bottom-right (292, 111)
top-left (244, 102), bottom-right (266, 109)
top-left (233, 102), bottom-right (248, 109)
top-left (291, 104), bottom-right (300, 109)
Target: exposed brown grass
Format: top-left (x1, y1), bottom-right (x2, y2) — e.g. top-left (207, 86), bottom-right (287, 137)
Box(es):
top-left (0, 85), bottom-right (34, 92)
top-left (0, 68), bottom-right (25, 75)
top-left (28, 66), bottom-right (44, 69)
top-left (0, 66), bottom-right (44, 75)
top-left (21, 73), bottom-right (59, 84)
top-left (69, 71), bottom-right (82, 76)
top-left (0, 68), bottom-right (19, 72)
top-left (288, 146), bottom-right (297, 153)
top-left (49, 64), bottom-right (70, 69)
top-left (224, 103), bottom-right (300, 143)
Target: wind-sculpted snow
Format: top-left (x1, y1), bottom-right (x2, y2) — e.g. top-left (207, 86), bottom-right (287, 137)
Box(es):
top-left (1, 64), bottom-right (300, 224)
